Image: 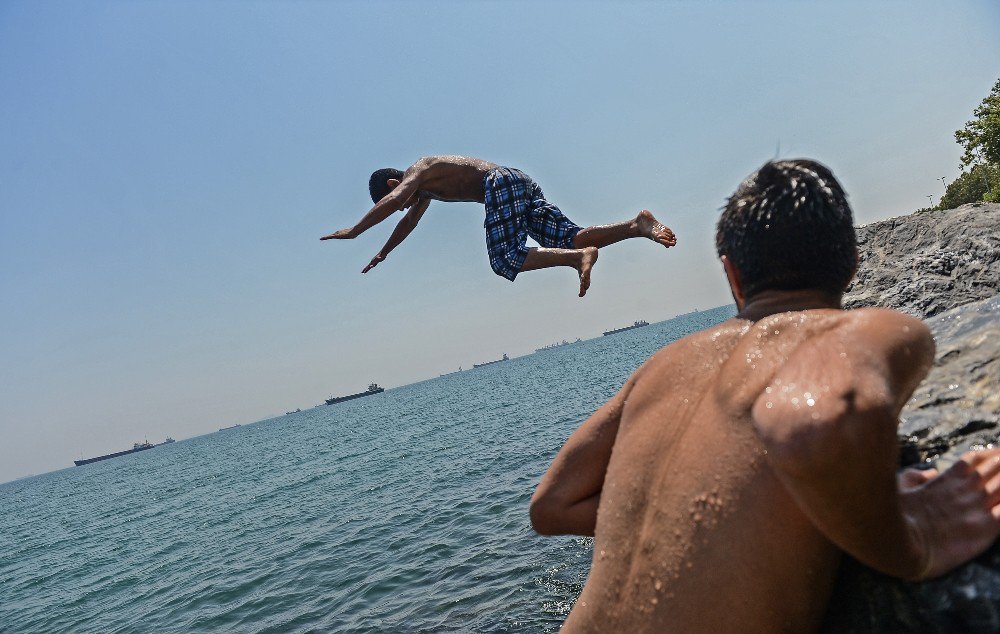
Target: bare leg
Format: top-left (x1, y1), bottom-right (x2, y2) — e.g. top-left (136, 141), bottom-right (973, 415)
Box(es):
top-left (573, 209), bottom-right (677, 249)
top-left (521, 247), bottom-right (599, 297)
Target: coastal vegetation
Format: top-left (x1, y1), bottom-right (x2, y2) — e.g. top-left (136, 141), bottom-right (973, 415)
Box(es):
top-left (938, 78), bottom-right (1000, 209)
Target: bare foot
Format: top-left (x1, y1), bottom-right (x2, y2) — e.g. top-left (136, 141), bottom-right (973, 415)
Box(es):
top-left (576, 247), bottom-right (598, 297)
top-left (635, 209), bottom-right (677, 248)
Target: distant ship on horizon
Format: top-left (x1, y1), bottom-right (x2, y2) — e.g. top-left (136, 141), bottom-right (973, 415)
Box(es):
top-left (473, 353), bottom-right (509, 368)
top-left (326, 383), bottom-right (384, 405)
top-left (219, 424), bottom-right (242, 431)
top-left (535, 338), bottom-right (582, 352)
top-left (74, 441), bottom-right (155, 467)
top-left (603, 320), bottom-right (650, 336)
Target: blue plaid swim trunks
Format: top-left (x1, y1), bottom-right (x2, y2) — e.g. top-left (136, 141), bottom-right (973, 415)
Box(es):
top-left (482, 167), bottom-right (581, 281)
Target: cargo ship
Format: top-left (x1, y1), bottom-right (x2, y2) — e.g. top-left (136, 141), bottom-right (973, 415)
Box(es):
top-left (473, 353), bottom-right (509, 368)
top-left (535, 338), bottom-right (582, 352)
top-left (326, 383), bottom-right (384, 405)
top-left (602, 320), bottom-right (650, 336)
top-left (74, 441), bottom-right (154, 467)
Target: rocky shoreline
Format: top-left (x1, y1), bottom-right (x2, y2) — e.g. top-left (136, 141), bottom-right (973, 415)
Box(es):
top-left (825, 203), bottom-right (1000, 631)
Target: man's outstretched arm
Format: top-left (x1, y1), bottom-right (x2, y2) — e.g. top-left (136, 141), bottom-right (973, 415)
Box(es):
top-left (320, 166), bottom-right (425, 241)
top-left (530, 375), bottom-right (636, 536)
top-left (361, 199), bottom-right (430, 273)
top-left (753, 309), bottom-right (1000, 580)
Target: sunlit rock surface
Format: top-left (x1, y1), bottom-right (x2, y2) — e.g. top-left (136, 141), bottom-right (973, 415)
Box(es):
top-left (824, 203), bottom-right (1000, 632)
top-left (844, 203), bottom-right (999, 318)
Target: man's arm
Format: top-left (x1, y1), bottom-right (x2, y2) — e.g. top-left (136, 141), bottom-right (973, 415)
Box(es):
top-left (320, 164), bottom-right (426, 241)
top-left (530, 376), bottom-right (636, 536)
top-left (361, 199), bottom-right (430, 273)
top-left (752, 309), bottom-right (1000, 580)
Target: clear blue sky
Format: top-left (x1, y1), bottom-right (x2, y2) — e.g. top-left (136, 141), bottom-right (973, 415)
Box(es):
top-left (1, 1), bottom-right (997, 483)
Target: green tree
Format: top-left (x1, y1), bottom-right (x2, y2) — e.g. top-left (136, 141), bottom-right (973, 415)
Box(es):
top-left (955, 78), bottom-right (1000, 168)
top-left (939, 163), bottom-right (1000, 209)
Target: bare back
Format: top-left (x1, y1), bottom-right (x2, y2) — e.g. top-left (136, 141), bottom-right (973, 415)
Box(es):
top-left (403, 155), bottom-right (498, 203)
top-left (565, 309), bottom-right (881, 632)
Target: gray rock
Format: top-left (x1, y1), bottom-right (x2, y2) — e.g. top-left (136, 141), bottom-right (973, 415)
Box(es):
top-left (844, 203), bottom-right (1000, 319)
top-left (824, 202), bottom-right (1000, 632)
top-left (900, 295), bottom-right (1000, 465)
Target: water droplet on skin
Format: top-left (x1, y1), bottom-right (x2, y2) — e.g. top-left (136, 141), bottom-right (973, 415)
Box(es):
top-left (765, 386), bottom-right (773, 394)
top-left (765, 402), bottom-right (773, 409)
top-left (806, 398), bottom-right (815, 407)
top-left (654, 579), bottom-right (663, 591)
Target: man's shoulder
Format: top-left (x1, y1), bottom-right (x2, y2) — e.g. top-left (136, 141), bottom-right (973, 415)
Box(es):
top-left (753, 307), bottom-right (932, 392)
top-left (745, 307), bottom-right (928, 349)
top-left (750, 308), bottom-right (934, 450)
top-left (634, 318), bottom-right (751, 383)
top-left (708, 308), bottom-right (930, 417)
top-left (830, 307), bottom-right (932, 358)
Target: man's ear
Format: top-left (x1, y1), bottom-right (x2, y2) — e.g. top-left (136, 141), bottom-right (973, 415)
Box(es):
top-left (721, 255), bottom-right (746, 310)
top-left (386, 179), bottom-right (400, 189)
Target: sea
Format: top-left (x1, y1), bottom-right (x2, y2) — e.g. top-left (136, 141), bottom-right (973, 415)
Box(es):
top-left (0, 305), bottom-right (736, 633)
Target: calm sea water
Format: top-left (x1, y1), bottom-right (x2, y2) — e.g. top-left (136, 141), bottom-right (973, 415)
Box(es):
top-left (0, 306), bottom-right (735, 633)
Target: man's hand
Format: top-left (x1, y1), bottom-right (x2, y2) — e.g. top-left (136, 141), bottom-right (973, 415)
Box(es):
top-left (901, 448), bottom-right (1000, 580)
top-left (320, 228), bottom-right (356, 241)
top-left (362, 253), bottom-right (385, 274)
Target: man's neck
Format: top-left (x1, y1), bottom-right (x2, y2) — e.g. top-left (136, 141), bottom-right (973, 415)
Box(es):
top-left (736, 289), bottom-right (843, 322)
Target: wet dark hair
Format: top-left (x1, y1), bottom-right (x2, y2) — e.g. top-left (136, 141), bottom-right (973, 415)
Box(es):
top-left (716, 159), bottom-right (857, 299)
top-left (369, 168), bottom-right (404, 203)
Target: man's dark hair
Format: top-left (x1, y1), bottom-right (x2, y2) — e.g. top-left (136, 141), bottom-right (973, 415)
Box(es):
top-left (716, 159), bottom-right (857, 299)
top-left (369, 168), bottom-right (405, 203)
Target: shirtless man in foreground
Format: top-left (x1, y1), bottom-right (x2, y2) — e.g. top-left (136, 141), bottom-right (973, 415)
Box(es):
top-left (320, 156), bottom-right (676, 296)
top-left (531, 159), bottom-right (1000, 631)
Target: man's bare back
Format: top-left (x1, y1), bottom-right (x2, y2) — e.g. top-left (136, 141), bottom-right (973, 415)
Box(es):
top-left (532, 159), bottom-right (1000, 632)
top-left (404, 155), bottom-right (497, 203)
top-left (564, 310), bottom-right (868, 631)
